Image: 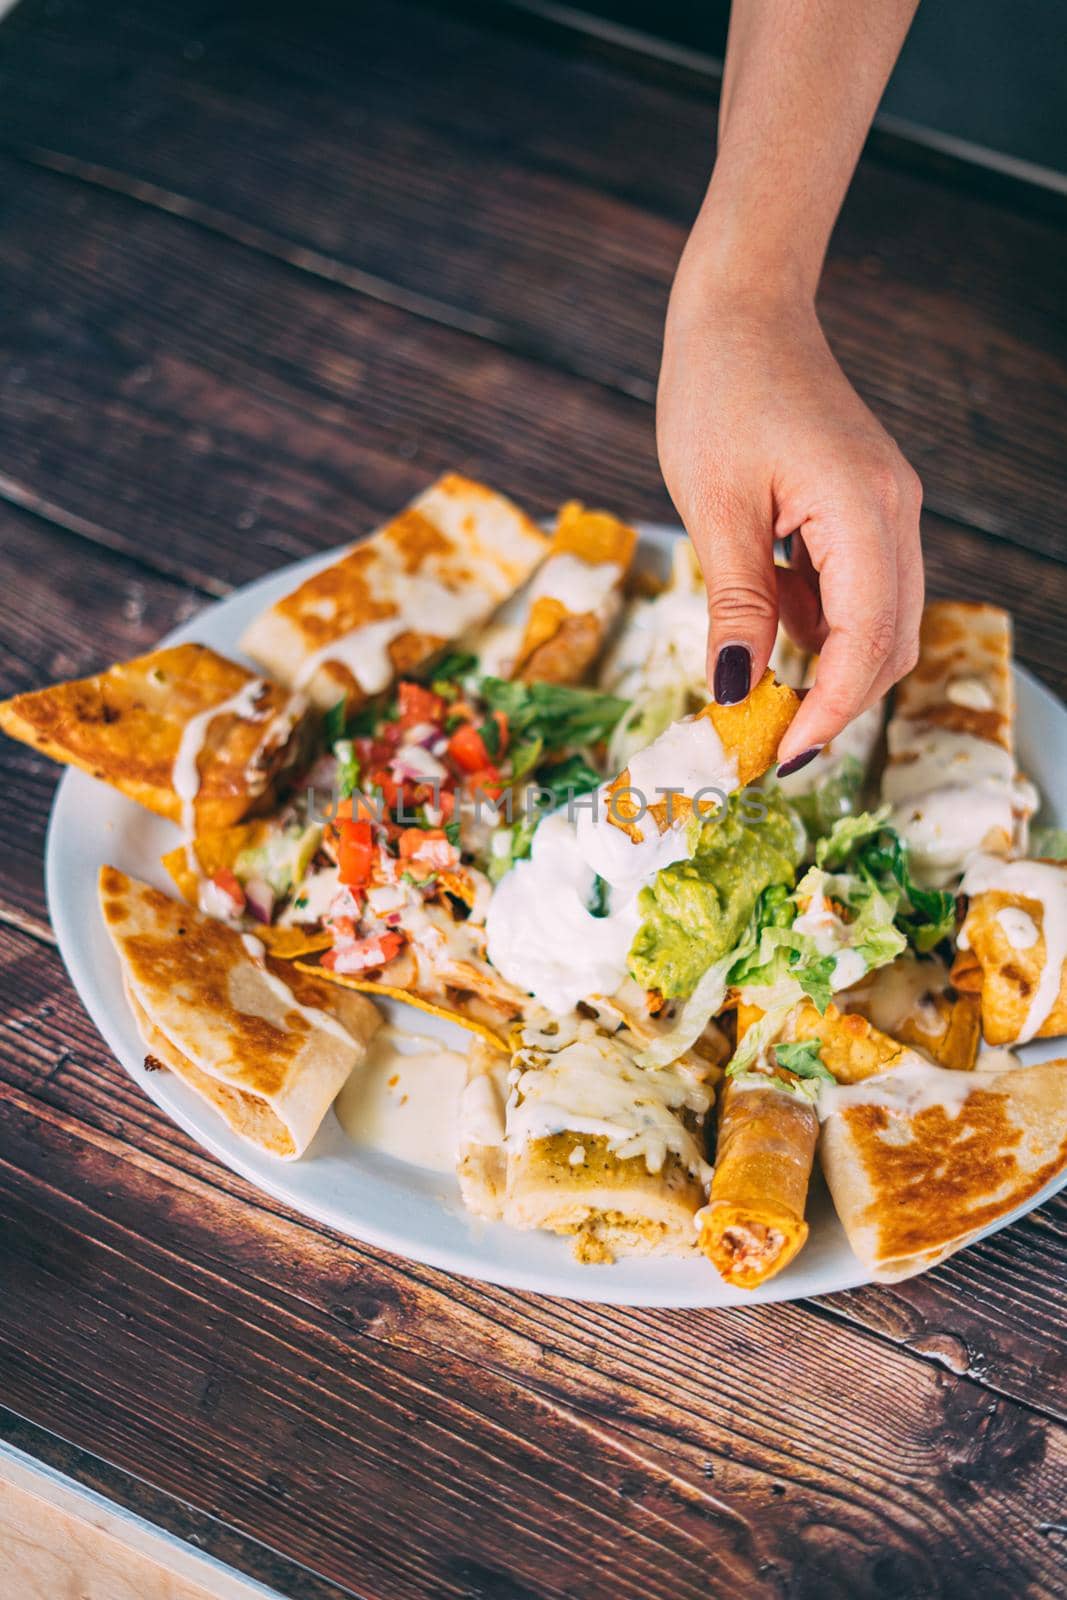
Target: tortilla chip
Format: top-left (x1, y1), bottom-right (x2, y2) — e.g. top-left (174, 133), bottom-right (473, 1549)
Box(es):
top-left (837, 955), bottom-right (981, 1070)
top-left (786, 1001), bottom-right (917, 1084)
top-left (296, 958), bottom-right (514, 1048)
top-left (608, 671), bottom-right (800, 839)
top-left (161, 818), bottom-right (273, 904)
top-left (0, 644), bottom-right (310, 829)
top-left (240, 474), bottom-right (549, 710)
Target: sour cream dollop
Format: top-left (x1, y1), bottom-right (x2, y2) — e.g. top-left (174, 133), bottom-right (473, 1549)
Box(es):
top-left (485, 810), bottom-right (640, 1014)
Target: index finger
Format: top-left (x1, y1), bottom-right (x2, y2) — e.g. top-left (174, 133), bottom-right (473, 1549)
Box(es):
top-left (775, 531), bottom-right (899, 769)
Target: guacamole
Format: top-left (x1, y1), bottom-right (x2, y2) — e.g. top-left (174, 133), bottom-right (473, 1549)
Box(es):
top-left (628, 791), bottom-right (800, 998)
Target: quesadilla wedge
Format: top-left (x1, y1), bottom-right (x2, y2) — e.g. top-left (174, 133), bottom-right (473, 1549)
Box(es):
top-left (0, 644), bottom-right (311, 831)
top-left (100, 866), bottom-right (380, 1158)
top-left (499, 1012), bottom-right (714, 1261)
top-left (819, 1057), bottom-right (1067, 1281)
top-left (881, 601), bottom-right (1036, 885)
top-left (240, 474), bottom-right (549, 710)
top-left (951, 855), bottom-right (1067, 1045)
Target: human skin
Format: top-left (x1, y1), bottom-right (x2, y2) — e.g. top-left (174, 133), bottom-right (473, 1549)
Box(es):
top-left (657, 0), bottom-right (923, 772)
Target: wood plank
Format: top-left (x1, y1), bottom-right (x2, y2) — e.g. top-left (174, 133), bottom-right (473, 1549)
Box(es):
top-left (2, 1048), bottom-right (1066, 1600)
top-left (0, 155), bottom-right (673, 593)
top-left (0, 1443), bottom-right (287, 1600)
top-left (0, 1414), bottom-right (356, 1600)
top-left (0, 916), bottom-right (1064, 1439)
top-left (1, 0), bottom-right (1065, 557)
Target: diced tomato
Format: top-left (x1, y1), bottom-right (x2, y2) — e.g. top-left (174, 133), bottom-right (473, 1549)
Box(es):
top-left (398, 826), bottom-right (436, 859)
top-left (397, 681), bottom-right (446, 729)
top-left (328, 914), bottom-right (358, 941)
top-left (367, 765), bottom-right (402, 810)
top-left (336, 819), bottom-right (375, 887)
top-left (434, 788), bottom-right (456, 822)
top-left (448, 721), bottom-right (491, 773)
top-left (321, 930), bottom-right (404, 974)
top-left (211, 868), bottom-right (246, 913)
top-left (466, 765), bottom-right (504, 802)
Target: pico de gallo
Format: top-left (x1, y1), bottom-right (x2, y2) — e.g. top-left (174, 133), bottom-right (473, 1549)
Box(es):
top-left (194, 652), bottom-right (629, 990)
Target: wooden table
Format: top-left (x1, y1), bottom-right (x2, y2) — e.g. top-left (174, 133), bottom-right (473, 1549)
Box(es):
top-left (1, 3), bottom-right (1065, 1596)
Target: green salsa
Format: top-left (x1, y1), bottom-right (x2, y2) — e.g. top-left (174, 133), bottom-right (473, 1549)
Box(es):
top-left (628, 791), bottom-right (800, 998)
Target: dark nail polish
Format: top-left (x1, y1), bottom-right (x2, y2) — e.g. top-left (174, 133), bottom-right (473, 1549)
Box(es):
top-left (777, 747), bottom-right (822, 779)
top-left (713, 644), bottom-right (752, 706)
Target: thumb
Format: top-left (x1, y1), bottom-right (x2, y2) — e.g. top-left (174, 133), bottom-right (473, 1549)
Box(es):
top-left (689, 497), bottom-right (780, 706)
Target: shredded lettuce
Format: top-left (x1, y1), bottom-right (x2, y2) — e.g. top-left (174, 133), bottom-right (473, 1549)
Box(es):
top-left (787, 754), bottom-right (866, 842)
top-left (817, 810), bottom-right (955, 953)
top-left (333, 738), bottom-right (360, 801)
top-left (1032, 825), bottom-right (1067, 861)
top-left (773, 1038), bottom-right (834, 1080)
top-left (480, 677), bottom-right (628, 751)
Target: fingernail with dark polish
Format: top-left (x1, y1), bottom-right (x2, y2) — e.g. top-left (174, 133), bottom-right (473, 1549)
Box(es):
top-left (713, 644), bottom-right (751, 706)
top-left (777, 747), bottom-right (822, 779)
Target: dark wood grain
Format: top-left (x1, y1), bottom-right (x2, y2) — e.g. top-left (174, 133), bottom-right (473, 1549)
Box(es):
top-left (1, 920), bottom-right (1066, 1600)
top-left (1, 0), bottom-right (1065, 559)
top-left (0, 154), bottom-right (674, 592)
top-left (1, 1), bottom-right (1067, 1594)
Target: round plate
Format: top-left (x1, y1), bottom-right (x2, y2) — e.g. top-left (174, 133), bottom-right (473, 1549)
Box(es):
top-left (45, 526), bottom-right (1067, 1306)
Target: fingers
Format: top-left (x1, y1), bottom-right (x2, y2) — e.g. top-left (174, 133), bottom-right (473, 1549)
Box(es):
top-left (777, 469), bottom-right (923, 767)
top-left (776, 540), bottom-right (826, 655)
top-left (686, 490), bottom-right (780, 706)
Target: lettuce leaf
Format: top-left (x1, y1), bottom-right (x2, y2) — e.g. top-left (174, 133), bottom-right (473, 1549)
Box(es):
top-left (480, 677), bottom-right (628, 750)
top-left (816, 810), bottom-right (955, 954)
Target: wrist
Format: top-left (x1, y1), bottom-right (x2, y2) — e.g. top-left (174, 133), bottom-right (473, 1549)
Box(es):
top-left (673, 187), bottom-right (823, 315)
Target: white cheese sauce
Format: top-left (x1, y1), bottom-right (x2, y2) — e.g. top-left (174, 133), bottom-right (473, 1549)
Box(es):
top-left (881, 719), bottom-right (1035, 886)
top-left (172, 678), bottom-right (271, 837)
top-left (945, 675), bottom-right (996, 711)
top-left (839, 954), bottom-right (951, 1040)
top-left (817, 1054), bottom-right (992, 1123)
top-left (527, 554), bottom-right (621, 616)
top-left (961, 854), bottom-right (1067, 1041)
top-left (507, 1025), bottom-right (713, 1182)
top-left (995, 906), bottom-right (1039, 950)
top-left (295, 573), bottom-right (491, 696)
top-left (578, 714), bottom-right (738, 895)
top-left (335, 1025), bottom-right (469, 1172)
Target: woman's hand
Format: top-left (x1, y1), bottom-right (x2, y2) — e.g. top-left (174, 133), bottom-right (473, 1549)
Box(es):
top-left (658, 262), bottom-right (924, 774)
top-left (657, 0), bottom-right (923, 773)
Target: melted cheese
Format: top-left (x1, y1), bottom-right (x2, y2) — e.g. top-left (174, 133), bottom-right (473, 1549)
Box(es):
top-left (507, 1024), bottom-right (713, 1181)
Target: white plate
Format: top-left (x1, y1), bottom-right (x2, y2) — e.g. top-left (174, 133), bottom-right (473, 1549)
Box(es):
top-left (45, 526), bottom-right (1067, 1306)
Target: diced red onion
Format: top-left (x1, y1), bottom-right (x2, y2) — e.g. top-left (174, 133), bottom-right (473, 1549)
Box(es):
top-left (244, 878), bottom-right (275, 924)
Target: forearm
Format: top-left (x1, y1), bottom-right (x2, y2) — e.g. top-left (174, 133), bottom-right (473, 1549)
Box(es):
top-left (685, 0), bottom-right (918, 301)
